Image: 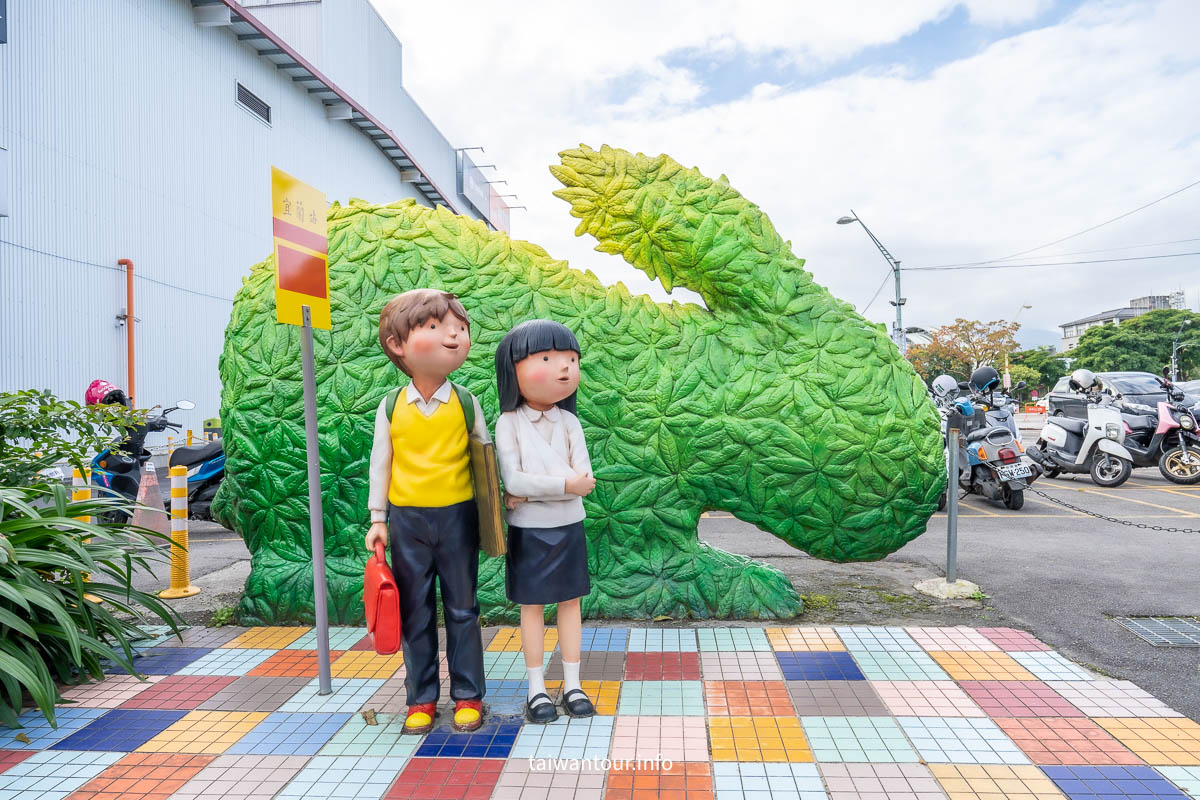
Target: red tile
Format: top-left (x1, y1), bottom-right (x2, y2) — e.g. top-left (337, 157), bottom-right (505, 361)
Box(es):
top-left (978, 627), bottom-right (1052, 651)
top-left (0, 750), bottom-right (33, 774)
top-left (959, 680), bottom-right (1085, 717)
top-left (117, 675), bottom-right (238, 710)
top-left (624, 652), bottom-right (701, 681)
top-left (994, 717), bottom-right (1145, 765)
top-left (63, 752), bottom-right (215, 800)
top-left (385, 757), bottom-right (505, 800)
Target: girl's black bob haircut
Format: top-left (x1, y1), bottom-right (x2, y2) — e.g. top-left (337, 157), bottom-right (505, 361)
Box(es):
top-left (495, 319), bottom-right (581, 414)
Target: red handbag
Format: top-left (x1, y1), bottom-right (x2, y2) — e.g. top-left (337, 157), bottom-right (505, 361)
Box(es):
top-left (364, 541), bottom-right (402, 655)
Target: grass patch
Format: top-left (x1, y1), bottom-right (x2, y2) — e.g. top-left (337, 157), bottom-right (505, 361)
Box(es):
top-left (210, 606), bottom-right (236, 627)
top-left (800, 593), bottom-right (838, 612)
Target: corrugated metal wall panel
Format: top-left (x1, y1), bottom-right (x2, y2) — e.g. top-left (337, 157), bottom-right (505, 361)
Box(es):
top-left (1, 0), bottom-right (449, 442)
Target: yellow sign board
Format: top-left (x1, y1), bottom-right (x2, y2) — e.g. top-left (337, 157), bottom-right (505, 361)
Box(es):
top-left (271, 167), bottom-right (330, 329)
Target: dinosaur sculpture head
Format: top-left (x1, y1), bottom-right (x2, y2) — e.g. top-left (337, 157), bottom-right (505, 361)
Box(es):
top-left (215, 144), bottom-right (945, 625)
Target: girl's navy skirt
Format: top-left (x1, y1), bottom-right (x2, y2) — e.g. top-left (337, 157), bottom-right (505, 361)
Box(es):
top-left (505, 519), bottom-right (590, 604)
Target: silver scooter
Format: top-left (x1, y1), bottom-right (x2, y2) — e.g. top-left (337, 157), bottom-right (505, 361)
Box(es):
top-left (931, 371), bottom-right (1037, 510)
top-left (1027, 369), bottom-right (1133, 487)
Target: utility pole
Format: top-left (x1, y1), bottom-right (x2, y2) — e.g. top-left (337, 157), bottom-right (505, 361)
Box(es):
top-left (838, 211), bottom-right (905, 354)
top-left (1171, 319), bottom-right (1191, 382)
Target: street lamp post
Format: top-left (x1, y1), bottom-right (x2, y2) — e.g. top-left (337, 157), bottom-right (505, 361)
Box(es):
top-left (1171, 319), bottom-right (1192, 382)
top-left (1004, 303), bottom-right (1032, 390)
top-left (837, 211), bottom-right (906, 354)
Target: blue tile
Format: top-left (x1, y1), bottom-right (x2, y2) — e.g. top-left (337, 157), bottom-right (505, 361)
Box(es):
top-left (484, 679), bottom-right (530, 716)
top-left (48, 708), bottom-right (188, 751)
top-left (6, 707), bottom-right (110, 749)
top-left (580, 627), bottom-right (629, 652)
top-left (776, 651), bottom-right (866, 681)
top-left (226, 711), bottom-right (353, 755)
top-left (413, 714), bottom-right (523, 759)
top-left (103, 647), bottom-right (214, 676)
top-left (1042, 765), bottom-right (1189, 800)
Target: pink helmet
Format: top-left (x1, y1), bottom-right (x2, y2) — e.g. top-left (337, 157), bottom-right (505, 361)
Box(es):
top-left (85, 379), bottom-right (126, 406)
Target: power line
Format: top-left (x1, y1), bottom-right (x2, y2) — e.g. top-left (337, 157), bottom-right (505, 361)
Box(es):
top-left (912, 178), bottom-right (1200, 270)
top-left (904, 250), bottom-right (1200, 272)
top-left (918, 236), bottom-right (1200, 270)
top-left (858, 269), bottom-right (892, 313)
top-left (1, 239), bottom-right (235, 303)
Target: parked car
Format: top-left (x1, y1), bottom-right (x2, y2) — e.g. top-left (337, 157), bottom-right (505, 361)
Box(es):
top-left (1046, 371), bottom-right (1200, 418)
top-left (1177, 379), bottom-right (1200, 399)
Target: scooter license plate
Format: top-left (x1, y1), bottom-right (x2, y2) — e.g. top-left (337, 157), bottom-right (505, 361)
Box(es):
top-left (997, 463), bottom-right (1032, 480)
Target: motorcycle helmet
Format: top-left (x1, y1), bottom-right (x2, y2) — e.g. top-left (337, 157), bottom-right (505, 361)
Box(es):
top-left (1068, 368), bottom-right (1099, 393)
top-left (85, 379), bottom-right (128, 407)
top-left (931, 375), bottom-right (959, 399)
top-left (968, 366), bottom-right (1001, 394)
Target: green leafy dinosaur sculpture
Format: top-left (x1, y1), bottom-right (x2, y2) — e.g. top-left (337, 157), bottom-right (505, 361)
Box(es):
top-left (215, 144), bottom-right (945, 625)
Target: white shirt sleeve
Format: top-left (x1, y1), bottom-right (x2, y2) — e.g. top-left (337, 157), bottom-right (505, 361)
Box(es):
top-left (566, 413), bottom-right (592, 475)
top-left (495, 413), bottom-right (569, 499)
top-left (469, 395), bottom-right (492, 445)
top-left (367, 398), bottom-right (392, 524)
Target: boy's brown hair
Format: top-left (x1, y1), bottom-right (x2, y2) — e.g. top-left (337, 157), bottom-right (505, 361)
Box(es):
top-left (378, 288), bottom-right (471, 376)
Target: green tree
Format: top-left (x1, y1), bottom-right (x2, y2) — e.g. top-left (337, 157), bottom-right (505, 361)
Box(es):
top-left (1004, 364), bottom-right (1040, 401)
top-left (1009, 346), bottom-right (1068, 393)
top-left (1071, 309), bottom-right (1200, 379)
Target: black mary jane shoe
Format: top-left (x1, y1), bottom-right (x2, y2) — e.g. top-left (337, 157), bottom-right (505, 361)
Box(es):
top-left (524, 693), bottom-right (558, 724)
top-left (562, 688), bottom-right (596, 718)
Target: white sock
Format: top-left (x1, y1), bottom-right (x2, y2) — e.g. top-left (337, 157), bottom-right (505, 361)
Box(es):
top-left (526, 666), bottom-right (552, 707)
top-left (562, 659), bottom-right (582, 695)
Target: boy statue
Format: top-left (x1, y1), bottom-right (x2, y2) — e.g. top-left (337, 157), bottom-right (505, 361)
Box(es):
top-left (364, 288), bottom-right (490, 734)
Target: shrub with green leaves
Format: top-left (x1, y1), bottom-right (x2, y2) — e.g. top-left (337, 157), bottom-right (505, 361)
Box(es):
top-left (215, 144), bottom-right (945, 625)
top-left (0, 389), bottom-right (145, 486)
top-left (0, 391), bottom-right (183, 729)
top-left (0, 483), bottom-right (184, 728)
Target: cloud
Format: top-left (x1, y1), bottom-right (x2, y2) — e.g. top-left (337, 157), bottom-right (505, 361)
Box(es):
top-left (370, 0), bottom-right (1200, 339)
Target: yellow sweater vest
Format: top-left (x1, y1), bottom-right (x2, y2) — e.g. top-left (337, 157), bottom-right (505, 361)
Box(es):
top-left (388, 388), bottom-right (474, 508)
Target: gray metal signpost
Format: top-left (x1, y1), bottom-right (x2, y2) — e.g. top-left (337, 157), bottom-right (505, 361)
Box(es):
top-left (946, 426), bottom-right (959, 583)
top-left (301, 305), bottom-right (332, 695)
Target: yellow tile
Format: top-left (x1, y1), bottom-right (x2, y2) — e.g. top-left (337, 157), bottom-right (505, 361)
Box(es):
top-left (487, 627), bottom-right (558, 652)
top-left (764, 626), bottom-right (845, 652)
top-left (930, 763), bottom-right (1066, 798)
top-left (710, 716), bottom-right (812, 763)
top-left (928, 650), bottom-right (1036, 681)
top-left (544, 680), bottom-right (620, 715)
top-left (222, 626), bottom-right (309, 649)
top-left (136, 711), bottom-right (268, 755)
top-left (330, 650), bottom-right (404, 680)
top-left (1094, 717), bottom-right (1200, 766)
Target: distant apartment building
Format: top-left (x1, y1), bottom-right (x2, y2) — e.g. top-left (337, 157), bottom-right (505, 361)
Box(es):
top-left (1059, 293), bottom-right (1186, 351)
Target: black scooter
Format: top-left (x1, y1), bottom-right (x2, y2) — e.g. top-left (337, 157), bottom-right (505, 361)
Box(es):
top-left (91, 401), bottom-right (192, 522)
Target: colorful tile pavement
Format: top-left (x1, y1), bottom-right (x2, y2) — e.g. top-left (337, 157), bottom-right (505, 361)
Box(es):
top-left (2, 624), bottom-right (1197, 799)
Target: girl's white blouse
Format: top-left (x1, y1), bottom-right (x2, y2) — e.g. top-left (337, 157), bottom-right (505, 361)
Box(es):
top-left (494, 403), bottom-right (592, 528)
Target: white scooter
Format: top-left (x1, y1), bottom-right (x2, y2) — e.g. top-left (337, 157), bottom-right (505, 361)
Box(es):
top-left (1027, 369), bottom-right (1134, 487)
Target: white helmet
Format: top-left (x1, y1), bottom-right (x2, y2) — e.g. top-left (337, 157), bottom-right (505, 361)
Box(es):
top-left (1069, 368), bottom-right (1099, 392)
top-left (931, 375), bottom-right (959, 399)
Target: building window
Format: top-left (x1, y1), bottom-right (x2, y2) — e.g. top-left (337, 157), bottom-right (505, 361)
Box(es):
top-left (236, 82), bottom-right (271, 126)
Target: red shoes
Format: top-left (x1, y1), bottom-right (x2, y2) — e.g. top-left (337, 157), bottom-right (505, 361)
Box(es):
top-left (452, 698), bottom-right (484, 732)
top-left (403, 698), bottom-right (485, 734)
top-left (403, 702), bottom-right (436, 735)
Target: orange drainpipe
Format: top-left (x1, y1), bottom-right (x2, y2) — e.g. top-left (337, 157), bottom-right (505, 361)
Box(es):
top-left (118, 259), bottom-right (135, 407)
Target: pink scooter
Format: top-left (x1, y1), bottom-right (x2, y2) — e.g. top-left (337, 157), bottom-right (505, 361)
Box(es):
top-left (1121, 379), bottom-right (1200, 484)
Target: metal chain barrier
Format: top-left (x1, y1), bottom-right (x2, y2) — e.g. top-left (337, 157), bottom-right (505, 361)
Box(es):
top-left (1026, 486), bottom-right (1200, 534)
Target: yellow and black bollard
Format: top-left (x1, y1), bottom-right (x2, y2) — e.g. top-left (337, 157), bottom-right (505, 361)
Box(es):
top-left (72, 468), bottom-right (103, 604)
top-left (159, 465), bottom-right (200, 599)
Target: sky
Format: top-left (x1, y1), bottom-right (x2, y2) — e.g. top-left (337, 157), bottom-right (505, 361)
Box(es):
top-left (370, 0), bottom-right (1200, 349)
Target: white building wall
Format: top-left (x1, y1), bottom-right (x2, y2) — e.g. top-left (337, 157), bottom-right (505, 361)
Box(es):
top-left (249, 0), bottom-right (461, 210)
top-left (0, 0), bottom-right (472, 440)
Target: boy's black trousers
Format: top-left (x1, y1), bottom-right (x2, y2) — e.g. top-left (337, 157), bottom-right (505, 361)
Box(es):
top-left (387, 499), bottom-right (486, 705)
